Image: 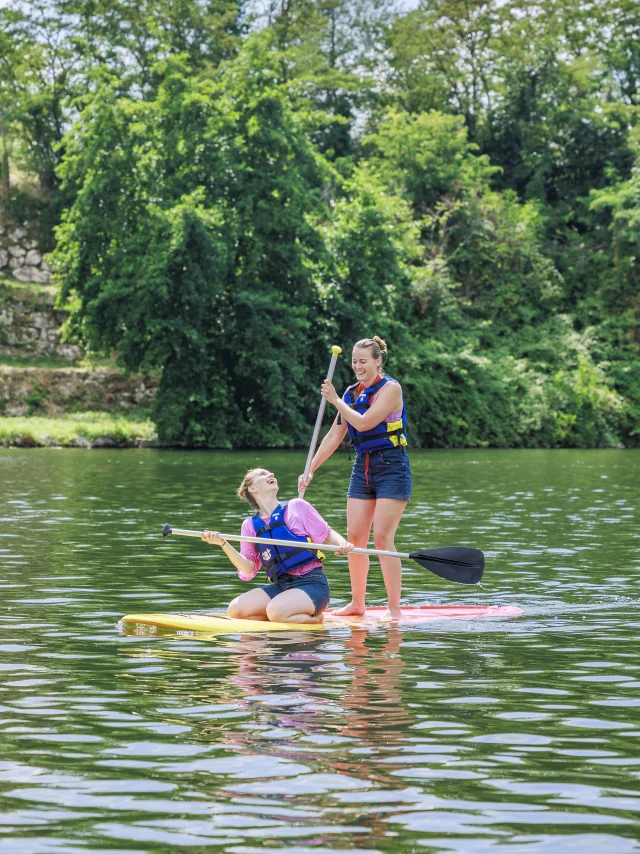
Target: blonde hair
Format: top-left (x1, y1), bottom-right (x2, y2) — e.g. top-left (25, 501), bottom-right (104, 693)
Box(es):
top-left (236, 468), bottom-right (262, 509)
top-left (353, 336), bottom-right (388, 368)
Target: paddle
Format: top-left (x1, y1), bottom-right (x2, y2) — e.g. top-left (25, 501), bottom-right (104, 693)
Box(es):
top-left (298, 344), bottom-right (342, 499)
top-left (162, 524), bottom-right (484, 585)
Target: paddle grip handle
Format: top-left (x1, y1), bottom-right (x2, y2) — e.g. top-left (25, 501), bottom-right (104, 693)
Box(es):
top-left (298, 345), bottom-right (342, 499)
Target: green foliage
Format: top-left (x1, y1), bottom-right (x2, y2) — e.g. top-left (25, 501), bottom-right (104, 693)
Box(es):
top-left (589, 131), bottom-right (640, 318)
top-left (363, 110), bottom-right (561, 333)
top-left (365, 109), bottom-right (498, 212)
top-left (400, 320), bottom-right (624, 449)
top-left (317, 168), bottom-right (417, 330)
top-left (4, 0), bottom-right (640, 449)
top-left (53, 52), bottom-right (329, 447)
top-left (0, 0), bottom-right (244, 211)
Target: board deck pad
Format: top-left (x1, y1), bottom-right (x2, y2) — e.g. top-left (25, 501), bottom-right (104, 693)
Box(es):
top-left (120, 605), bottom-right (523, 634)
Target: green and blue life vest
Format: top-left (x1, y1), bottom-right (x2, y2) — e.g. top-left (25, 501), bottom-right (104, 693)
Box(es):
top-left (343, 375), bottom-right (408, 454)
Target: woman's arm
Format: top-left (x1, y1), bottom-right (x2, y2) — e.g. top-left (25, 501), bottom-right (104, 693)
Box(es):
top-left (201, 530), bottom-right (256, 578)
top-left (311, 416), bottom-right (348, 469)
top-left (322, 380), bottom-right (402, 432)
top-left (324, 528), bottom-right (353, 555)
top-left (298, 416), bottom-right (348, 491)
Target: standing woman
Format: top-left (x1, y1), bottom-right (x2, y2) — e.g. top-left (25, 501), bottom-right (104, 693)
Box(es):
top-left (298, 337), bottom-right (411, 618)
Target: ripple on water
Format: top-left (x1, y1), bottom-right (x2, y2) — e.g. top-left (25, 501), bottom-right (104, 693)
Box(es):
top-left (2, 448), bottom-right (640, 851)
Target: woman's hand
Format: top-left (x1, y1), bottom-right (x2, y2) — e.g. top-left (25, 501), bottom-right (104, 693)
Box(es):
top-left (334, 540), bottom-right (354, 556)
top-left (298, 471), bottom-right (313, 493)
top-left (321, 379), bottom-right (339, 406)
top-left (201, 530), bottom-right (226, 546)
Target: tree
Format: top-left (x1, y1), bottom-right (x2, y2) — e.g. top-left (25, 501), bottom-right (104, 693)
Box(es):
top-left (53, 50), bottom-right (330, 446)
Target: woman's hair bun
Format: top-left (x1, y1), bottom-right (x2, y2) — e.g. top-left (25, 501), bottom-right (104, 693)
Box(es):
top-left (372, 336), bottom-right (388, 355)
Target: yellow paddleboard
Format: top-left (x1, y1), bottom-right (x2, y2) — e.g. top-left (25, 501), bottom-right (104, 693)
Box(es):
top-left (120, 612), bottom-right (326, 633)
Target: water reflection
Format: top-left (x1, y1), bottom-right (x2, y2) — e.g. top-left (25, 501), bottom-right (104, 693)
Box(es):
top-left (106, 623), bottom-right (640, 852)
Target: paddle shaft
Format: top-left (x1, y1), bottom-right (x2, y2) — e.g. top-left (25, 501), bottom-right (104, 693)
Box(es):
top-left (298, 344), bottom-right (342, 499)
top-left (167, 526), bottom-right (411, 560)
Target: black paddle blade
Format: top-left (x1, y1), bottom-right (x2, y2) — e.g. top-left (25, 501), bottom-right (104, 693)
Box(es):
top-left (409, 547), bottom-right (484, 585)
top-left (162, 524), bottom-right (172, 538)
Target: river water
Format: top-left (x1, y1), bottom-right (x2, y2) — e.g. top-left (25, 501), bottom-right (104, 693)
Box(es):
top-left (1, 448), bottom-right (639, 853)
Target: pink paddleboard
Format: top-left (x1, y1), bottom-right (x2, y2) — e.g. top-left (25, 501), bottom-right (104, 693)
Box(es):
top-left (326, 605), bottom-right (523, 623)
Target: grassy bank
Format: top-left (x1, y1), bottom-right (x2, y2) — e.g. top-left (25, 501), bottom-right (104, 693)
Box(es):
top-left (0, 273), bottom-right (57, 302)
top-left (0, 411), bottom-right (158, 448)
top-left (0, 354), bottom-right (101, 369)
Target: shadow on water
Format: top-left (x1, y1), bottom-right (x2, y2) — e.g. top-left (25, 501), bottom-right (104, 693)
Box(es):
top-left (1, 448), bottom-right (640, 852)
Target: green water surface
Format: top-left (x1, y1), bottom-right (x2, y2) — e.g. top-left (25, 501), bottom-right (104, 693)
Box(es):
top-left (1, 448), bottom-right (640, 853)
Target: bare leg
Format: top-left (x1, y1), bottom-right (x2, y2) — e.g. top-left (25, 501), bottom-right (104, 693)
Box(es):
top-left (373, 498), bottom-right (408, 619)
top-left (227, 588), bottom-right (271, 621)
top-left (333, 498), bottom-right (375, 616)
top-left (266, 589), bottom-right (324, 624)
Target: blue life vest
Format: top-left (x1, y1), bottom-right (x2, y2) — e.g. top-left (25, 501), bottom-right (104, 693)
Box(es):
top-left (251, 501), bottom-right (323, 582)
top-left (343, 375), bottom-right (408, 454)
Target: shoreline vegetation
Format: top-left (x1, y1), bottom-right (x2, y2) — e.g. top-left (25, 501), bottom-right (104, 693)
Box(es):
top-left (0, 412), bottom-right (157, 449)
top-left (2, 2), bottom-right (640, 450)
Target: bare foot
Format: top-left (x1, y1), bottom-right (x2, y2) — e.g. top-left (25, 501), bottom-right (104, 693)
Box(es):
top-left (379, 607), bottom-right (403, 621)
top-left (332, 603), bottom-right (366, 617)
top-left (270, 612), bottom-right (324, 624)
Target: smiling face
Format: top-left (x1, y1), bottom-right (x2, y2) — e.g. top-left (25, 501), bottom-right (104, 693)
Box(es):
top-left (352, 347), bottom-right (381, 387)
top-left (247, 469), bottom-right (279, 501)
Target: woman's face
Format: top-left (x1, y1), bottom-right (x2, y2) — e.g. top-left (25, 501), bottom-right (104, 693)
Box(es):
top-left (352, 347), bottom-right (380, 384)
top-left (248, 469), bottom-right (278, 499)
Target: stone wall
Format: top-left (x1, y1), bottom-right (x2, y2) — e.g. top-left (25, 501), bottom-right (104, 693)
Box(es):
top-left (0, 366), bottom-right (158, 417)
top-left (0, 221), bottom-right (81, 359)
top-left (0, 223), bottom-right (51, 284)
top-left (0, 223), bottom-right (159, 418)
top-left (0, 285), bottom-right (83, 360)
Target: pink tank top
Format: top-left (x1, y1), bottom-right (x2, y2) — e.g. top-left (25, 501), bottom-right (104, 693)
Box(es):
top-left (370, 377), bottom-right (402, 422)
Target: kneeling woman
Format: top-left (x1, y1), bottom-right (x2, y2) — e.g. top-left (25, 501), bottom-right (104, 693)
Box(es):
top-left (201, 468), bottom-right (352, 624)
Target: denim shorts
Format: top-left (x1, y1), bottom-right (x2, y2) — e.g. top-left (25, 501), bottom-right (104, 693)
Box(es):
top-left (261, 567), bottom-right (331, 617)
top-left (347, 446), bottom-right (412, 501)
